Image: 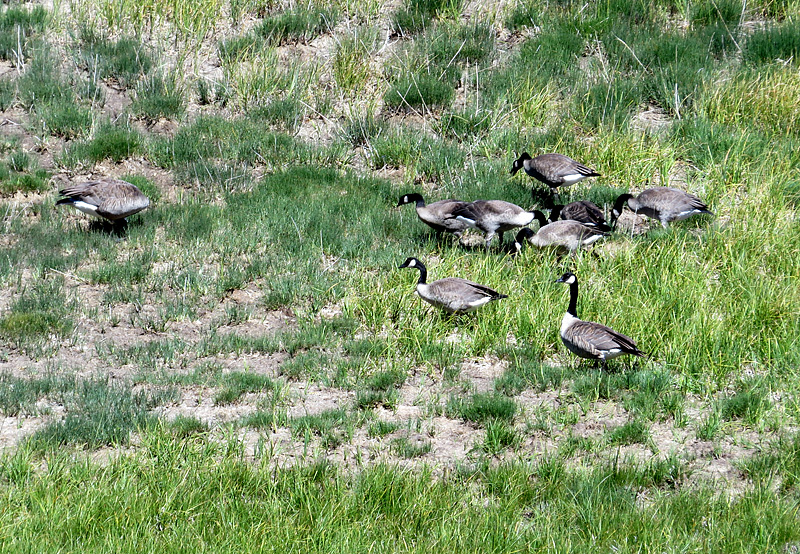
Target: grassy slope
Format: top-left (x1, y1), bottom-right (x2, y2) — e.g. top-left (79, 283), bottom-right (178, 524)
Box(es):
top-left (1, 0), bottom-right (800, 550)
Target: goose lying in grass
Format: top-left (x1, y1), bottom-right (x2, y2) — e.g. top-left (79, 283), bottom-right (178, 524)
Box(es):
top-left (556, 272), bottom-right (644, 368)
top-left (399, 257), bottom-right (507, 314)
top-left (449, 200), bottom-right (536, 248)
top-left (396, 193), bottom-right (470, 238)
top-left (56, 178), bottom-right (150, 225)
top-left (611, 187), bottom-right (713, 229)
top-left (548, 200), bottom-right (612, 232)
top-left (510, 152), bottom-right (600, 197)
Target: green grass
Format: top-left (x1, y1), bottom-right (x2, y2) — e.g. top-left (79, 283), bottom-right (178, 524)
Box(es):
top-left (255, 5), bottom-right (338, 45)
top-left (76, 29), bottom-right (153, 88)
top-left (0, 5), bottom-right (48, 62)
top-left (1, 436), bottom-right (799, 551)
top-left (3, 1), bottom-right (800, 549)
top-left (131, 73), bottom-right (185, 121)
top-left (447, 392), bottom-right (517, 424)
top-left (58, 120), bottom-right (144, 166)
top-left (213, 371), bottom-right (275, 405)
top-left (0, 147), bottom-right (50, 195)
top-left (26, 380), bottom-right (178, 451)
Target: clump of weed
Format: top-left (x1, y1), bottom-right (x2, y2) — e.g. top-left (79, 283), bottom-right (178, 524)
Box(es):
top-left (739, 433), bottom-right (800, 491)
top-left (0, 373), bottom-right (67, 416)
top-left (333, 26), bottom-right (379, 91)
top-left (481, 419), bottom-right (519, 454)
top-left (27, 381), bottom-right (177, 451)
top-left (424, 22), bottom-right (494, 66)
top-left (719, 382), bottom-right (771, 425)
top-left (256, 5), bottom-right (338, 45)
top-left (495, 358), bottom-right (569, 395)
top-left (0, 5), bottom-right (48, 62)
top-left (0, 146), bottom-right (50, 196)
top-left (392, 0), bottom-right (463, 35)
top-left (76, 28), bottom-right (153, 88)
top-left (58, 120), bottom-right (143, 166)
top-left (447, 392), bottom-right (517, 424)
top-left (214, 371), bottom-right (275, 405)
top-left (393, 436), bottom-right (432, 458)
top-left (290, 408), bottom-right (364, 449)
top-left (690, 0), bottom-right (743, 26)
top-left (169, 415), bottom-right (209, 438)
top-left (383, 72), bottom-right (455, 111)
top-left (0, 279), bottom-right (75, 352)
top-left (606, 419), bottom-right (651, 446)
top-left (743, 21), bottom-right (800, 64)
top-left (35, 102), bottom-right (93, 139)
top-left (248, 98), bottom-right (304, 133)
top-left (0, 79), bottom-right (14, 110)
top-left (16, 48), bottom-right (71, 109)
top-left (356, 369), bottom-right (406, 409)
top-left (340, 111), bottom-right (386, 147)
top-left (218, 34), bottom-right (265, 63)
top-left (131, 73), bottom-right (185, 122)
top-left (369, 420), bottom-right (400, 437)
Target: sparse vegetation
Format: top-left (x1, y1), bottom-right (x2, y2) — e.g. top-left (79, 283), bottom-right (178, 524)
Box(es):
top-left (1, 0), bottom-right (800, 549)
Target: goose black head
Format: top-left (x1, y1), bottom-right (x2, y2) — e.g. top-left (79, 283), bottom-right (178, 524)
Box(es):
top-left (556, 272), bottom-right (577, 285)
top-left (399, 257), bottom-right (420, 269)
top-left (510, 152), bottom-right (532, 175)
top-left (397, 193), bottom-right (423, 207)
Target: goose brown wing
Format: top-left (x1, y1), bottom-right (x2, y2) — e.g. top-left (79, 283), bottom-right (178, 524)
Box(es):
top-left (58, 184), bottom-right (103, 208)
top-left (535, 154), bottom-right (600, 181)
top-left (59, 180), bottom-right (149, 219)
top-left (427, 278), bottom-right (506, 311)
top-left (565, 320), bottom-right (643, 358)
top-left (453, 200), bottom-right (522, 221)
top-left (561, 201), bottom-right (608, 227)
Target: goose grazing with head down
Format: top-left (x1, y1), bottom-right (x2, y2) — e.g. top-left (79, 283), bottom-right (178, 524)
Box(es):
top-left (449, 200), bottom-right (536, 248)
top-left (56, 178), bottom-right (150, 224)
top-left (556, 272), bottom-right (644, 367)
top-left (526, 210), bottom-right (608, 254)
top-left (548, 200), bottom-right (612, 232)
top-left (510, 153), bottom-right (600, 196)
top-left (397, 193), bottom-right (470, 238)
top-left (505, 228), bottom-right (535, 258)
top-left (610, 187), bottom-right (713, 230)
top-left (399, 257), bottom-right (507, 315)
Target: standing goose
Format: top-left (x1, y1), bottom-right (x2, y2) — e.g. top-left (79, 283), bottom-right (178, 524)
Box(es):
top-left (610, 187), bottom-right (713, 229)
top-left (510, 153), bottom-right (600, 196)
top-left (397, 193), bottom-right (470, 238)
top-left (449, 200), bottom-right (537, 248)
top-left (399, 257), bottom-right (507, 314)
top-left (56, 178), bottom-right (150, 224)
top-left (548, 200), bottom-right (612, 232)
top-left (526, 210), bottom-right (608, 254)
top-left (556, 272), bottom-right (644, 367)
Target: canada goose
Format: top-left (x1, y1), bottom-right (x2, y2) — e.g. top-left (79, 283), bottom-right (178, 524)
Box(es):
top-left (527, 210), bottom-right (608, 254)
top-left (548, 200), bottom-right (612, 232)
top-left (506, 228), bottom-right (535, 258)
top-left (397, 193), bottom-right (470, 237)
top-left (55, 178), bottom-right (150, 224)
top-left (449, 200), bottom-right (537, 247)
top-left (510, 153), bottom-right (600, 196)
top-left (556, 272), bottom-right (644, 367)
top-left (610, 187), bottom-right (713, 229)
top-left (399, 257), bottom-right (507, 314)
